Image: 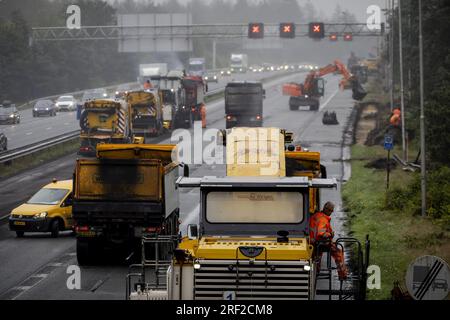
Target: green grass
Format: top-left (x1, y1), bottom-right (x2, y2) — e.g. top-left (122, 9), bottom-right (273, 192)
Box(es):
top-left (0, 139), bottom-right (79, 180)
top-left (343, 144), bottom-right (449, 300)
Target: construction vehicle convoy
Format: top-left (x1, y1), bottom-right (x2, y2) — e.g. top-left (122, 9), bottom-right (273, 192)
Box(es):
top-left (282, 60), bottom-right (367, 111)
top-left (73, 143), bottom-right (182, 265)
top-left (127, 127), bottom-right (370, 300)
top-left (224, 81), bottom-right (265, 129)
top-left (78, 99), bottom-right (134, 156)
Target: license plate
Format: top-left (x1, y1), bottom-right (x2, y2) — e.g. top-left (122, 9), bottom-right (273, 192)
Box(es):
top-left (14, 221), bottom-right (26, 226)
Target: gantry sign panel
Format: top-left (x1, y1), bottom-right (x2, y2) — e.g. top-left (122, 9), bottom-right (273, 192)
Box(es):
top-left (31, 22), bottom-right (384, 42)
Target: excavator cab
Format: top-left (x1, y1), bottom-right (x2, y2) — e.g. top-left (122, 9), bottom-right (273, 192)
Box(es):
top-left (313, 78), bottom-right (325, 97)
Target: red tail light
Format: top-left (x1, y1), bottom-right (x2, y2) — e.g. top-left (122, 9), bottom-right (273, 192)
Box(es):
top-left (191, 107), bottom-right (196, 112)
top-left (256, 115), bottom-right (262, 120)
top-left (226, 115), bottom-right (232, 120)
top-left (295, 146), bottom-right (302, 151)
top-left (76, 226), bottom-right (89, 232)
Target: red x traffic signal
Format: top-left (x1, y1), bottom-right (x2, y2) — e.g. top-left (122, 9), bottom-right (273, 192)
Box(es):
top-left (248, 23), bottom-right (264, 39)
top-left (280, 23), bottom-right (295, 38)
top-left (309, 22), bottom-right (325, 39)
top-left (343, 33), bottom-right (353, 41)
top-left (329, 33), bottom-right (338, 41)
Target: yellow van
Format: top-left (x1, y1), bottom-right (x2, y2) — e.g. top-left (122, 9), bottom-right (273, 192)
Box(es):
top-left (9, 179), bottom-right (73, 238)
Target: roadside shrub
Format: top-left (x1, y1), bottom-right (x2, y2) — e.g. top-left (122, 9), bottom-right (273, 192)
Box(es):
top-left (385, 166), bottom-right (450, 225)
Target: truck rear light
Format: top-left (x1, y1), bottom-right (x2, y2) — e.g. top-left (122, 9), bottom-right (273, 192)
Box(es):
top-left (191, 107), bottom-right (196, 112)
top-left (144, 227), bottom-right (161, 233)
top-left (295, 146), bottom-right (302, 151)
top-left (76, 226), bottom-right (89, 232)
top-left (256, 115), bottom-right (262, 120)
top-left (226, 115), bottom-right (232, 120)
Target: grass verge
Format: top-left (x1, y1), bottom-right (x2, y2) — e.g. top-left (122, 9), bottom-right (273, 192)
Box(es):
top-left (0, 138), bottom-right (79, 180)
top-left (342, 144), bottom-right (450, 300)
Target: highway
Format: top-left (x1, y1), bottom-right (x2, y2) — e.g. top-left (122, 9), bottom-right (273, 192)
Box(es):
top-left (0, 71), bottom-right (283, 151)
top-left (0, 71), bottom-right (354, 300)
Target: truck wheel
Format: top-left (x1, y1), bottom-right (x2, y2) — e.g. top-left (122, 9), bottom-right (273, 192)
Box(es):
top-left (310, 103), bottom-right (319, 111)
top-left (77, 239), bottom-right (97, 266)
top-left (16, 231), bottom-right (24, 238)
top-left (50, 219), bottom-right (61, 238)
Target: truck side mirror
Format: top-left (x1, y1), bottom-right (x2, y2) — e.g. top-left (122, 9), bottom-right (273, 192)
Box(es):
top-left (183, 164), bottom-right (190, 177)
top-left (187, 224), bottom-right (198, 240)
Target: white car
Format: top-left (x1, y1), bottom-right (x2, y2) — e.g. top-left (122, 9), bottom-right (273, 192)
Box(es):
top-left (55, 95), bottom-right (77, 111)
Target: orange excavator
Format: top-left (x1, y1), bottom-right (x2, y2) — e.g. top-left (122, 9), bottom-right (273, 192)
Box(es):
top-left (283, 60), bottom-right (367, 111)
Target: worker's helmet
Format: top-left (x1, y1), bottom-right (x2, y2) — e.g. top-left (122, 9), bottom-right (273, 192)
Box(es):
top-left (323, 202), bottom-right (335, 215)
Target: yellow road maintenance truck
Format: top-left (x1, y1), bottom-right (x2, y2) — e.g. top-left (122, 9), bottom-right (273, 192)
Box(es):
top-left (78, 99), bottom-right (132, 156)
top-left (127, 128), bottom-right (370, 300)
top-left (126, 90), bottom-right (164, 137)
top-left (73, 143), bottom-right (182, 265)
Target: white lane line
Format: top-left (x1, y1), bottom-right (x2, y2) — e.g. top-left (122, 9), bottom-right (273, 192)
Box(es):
top-left (32, 274), bottom-right (48, 279)
top-left (46, 127), bottom-right (52, 130)
top-left (25, 132), bottom-right (33, 135)
top-left (64, 122), bottom-right (69, 125)
top-left (319, 88), bottom-right (339, 111)
top-left (0, 214), bottom-right (10, 221)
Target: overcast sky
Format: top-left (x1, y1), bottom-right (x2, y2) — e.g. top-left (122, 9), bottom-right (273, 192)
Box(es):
top-left (138, 0), bottom-right (389, 22)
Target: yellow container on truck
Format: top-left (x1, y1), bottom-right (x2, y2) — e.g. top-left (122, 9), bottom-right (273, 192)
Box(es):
top-left (73, 143), bottom-right (180, 266)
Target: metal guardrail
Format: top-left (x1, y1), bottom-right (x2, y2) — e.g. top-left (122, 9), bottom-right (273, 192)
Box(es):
top-left (0, 130), bottom-right (79, 164)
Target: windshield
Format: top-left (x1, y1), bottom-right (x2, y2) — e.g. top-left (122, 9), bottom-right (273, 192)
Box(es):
top-left (206, 191), bottom-right (303, 224)
top-left (161, 90), bottom-right (175, 104)
top-left (27, 188), bottom-right (69, 205)
top-left (35, 100), bottom-right (52, 108)
top-left (189, 64), bottom-right (204, 72)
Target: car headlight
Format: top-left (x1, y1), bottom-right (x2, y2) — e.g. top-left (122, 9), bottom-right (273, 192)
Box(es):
top-left (9, 114), bottom-right (14, 118)
top-left (45, 108), bottom-right (49, 110)
top-left (34, 212), bottom-right (48, 219)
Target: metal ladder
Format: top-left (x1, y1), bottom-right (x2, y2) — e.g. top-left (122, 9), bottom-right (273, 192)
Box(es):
top-left (125, 233), bottom-right (178, 299)
top-left (315, 235), bottom-right (370, 300)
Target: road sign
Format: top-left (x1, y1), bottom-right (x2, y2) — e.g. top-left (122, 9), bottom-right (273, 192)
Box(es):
top-left (279, 23), bottom-right (295, 38)
top-left (248, 23), bottom-right (264, 39)
top-left (406, 255), bottom-right (450, 300)
top-left (343, 33), bottom-right (353, 41)
top-left (384, 134), bottom-right (394, 150)
top-left (309, 22), bottom-right (325, 39)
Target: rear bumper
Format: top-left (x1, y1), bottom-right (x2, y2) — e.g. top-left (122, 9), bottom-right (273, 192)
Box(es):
top-left (226, 116), bottom-right (262, 129)
top-left (9, 217), bottom-right (51, 232)
top-left (33, 110), bottom-right (53, 116)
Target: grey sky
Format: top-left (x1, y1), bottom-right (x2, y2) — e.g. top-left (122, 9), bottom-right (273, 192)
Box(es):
top-left (139, 0), bottom-right (388, 22)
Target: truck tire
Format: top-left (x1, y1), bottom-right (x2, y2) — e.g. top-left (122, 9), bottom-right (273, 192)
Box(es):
top-left (310, 103), bottom-right (319, 111)
top-left (77, 239), bottom-right (97, 266)
top-left (289, 98), bottom-right (299, 111)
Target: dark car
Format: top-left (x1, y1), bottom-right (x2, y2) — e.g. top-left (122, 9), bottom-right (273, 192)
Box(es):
top-left (0, 101), bottom-right (20, 124)
top-left (0, 132), bottom-right (7, 151)
top-left (33, 100), bottom-right (57, 117)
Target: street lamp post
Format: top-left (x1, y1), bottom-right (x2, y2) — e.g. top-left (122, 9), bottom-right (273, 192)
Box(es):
top-left (418, 0), bottom-right (427, 217)
top-left (398, 0), bottom-right (406, 161)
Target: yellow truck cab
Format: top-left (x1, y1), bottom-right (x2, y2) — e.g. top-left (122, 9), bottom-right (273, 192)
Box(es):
top-left (9, 179), bottom-right (73, 238)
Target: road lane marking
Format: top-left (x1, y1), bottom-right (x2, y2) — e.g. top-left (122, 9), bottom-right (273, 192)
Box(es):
top-left (46, 127), bottom-right (52, 130)
top-left (319, 88), bottom-right (339, 111)
top-left (26, 132), bottom-right (32, 135)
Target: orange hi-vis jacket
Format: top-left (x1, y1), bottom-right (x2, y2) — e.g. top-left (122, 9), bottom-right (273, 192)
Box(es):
top-left (309, 212), bottom-right (333, 243)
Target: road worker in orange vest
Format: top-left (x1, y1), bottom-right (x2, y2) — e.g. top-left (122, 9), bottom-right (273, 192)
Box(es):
top-left (309, 201), bottom-right (348, 280)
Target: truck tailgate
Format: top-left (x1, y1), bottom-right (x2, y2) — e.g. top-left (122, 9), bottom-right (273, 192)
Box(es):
top-left (75, 159), bottom-right (162, 201)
